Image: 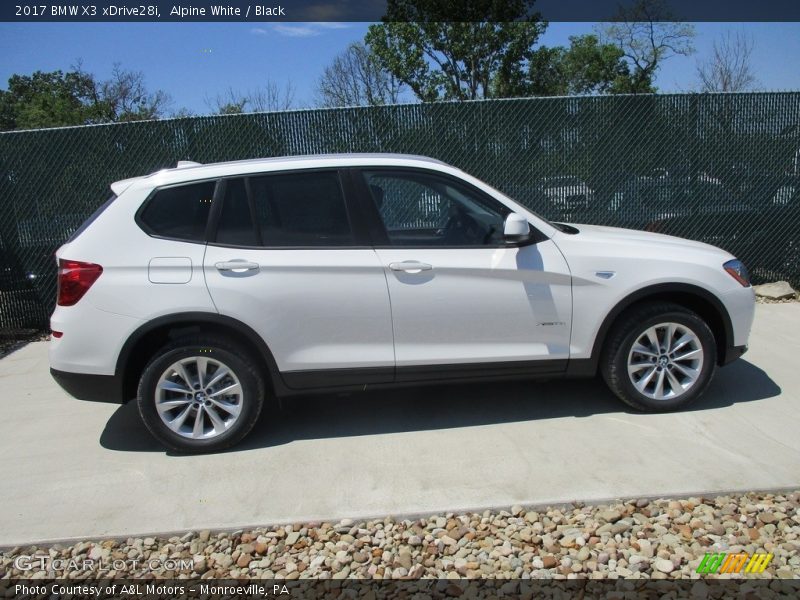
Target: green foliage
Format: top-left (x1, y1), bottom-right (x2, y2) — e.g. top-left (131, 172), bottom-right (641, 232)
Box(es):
top-left (561, 35), bottom-right (634, 95)
top-left (0, 70), bottom-right (106, 130)
top-left (366, 0), bottom-right (545, 101)
top-left (0, 89), bottom-right (16, 130)
top-left (365, 1), bottom-right (649, 101)
top-left (0, 66), bottom-right (171, 131)
top-left (502, 35), bottom-right (636, 97)
top-left (216, 101), bottom-right (247, 115)
top-left (522, 47), bottom-right (568, 96)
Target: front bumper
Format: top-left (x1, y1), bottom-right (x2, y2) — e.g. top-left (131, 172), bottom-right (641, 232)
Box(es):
top-left (50, 368), bottom-right (125, 403)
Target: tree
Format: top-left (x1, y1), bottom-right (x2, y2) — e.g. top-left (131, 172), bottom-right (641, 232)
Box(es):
top-left (697, 31), bottom-right (759, 92)
top-left (0, 69), bottom-right (103, 130)
top-left (247, 81), bottom-right (295, 112)
top-left (522, 46), bottom-right (568, 96)
top-left (0, 64), bottom-right (171, 131)
top-left (366, 0), bottom-right (545, 101)
top-left (561, 35), bottom-right (636, 94)
top-left (317, 42), bottom-right (404, 107)
top-left (169, 107), bottom-right (196, 118)
top-left (601, 0), bottom-right (695, 93)
top-left (497, 35), bottom-right (636, 97)
top-left (210, 89), bottom-right (248, 115)
top-left (207, 81), bottom-right (295, 115)
top-left (0, 89), bottom-right (14, 130)
top-left (94, 63), bottom-right (172, 121)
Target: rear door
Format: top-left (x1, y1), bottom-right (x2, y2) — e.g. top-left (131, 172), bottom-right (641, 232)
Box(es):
top-left (203, 169), bottom-right (394, 388)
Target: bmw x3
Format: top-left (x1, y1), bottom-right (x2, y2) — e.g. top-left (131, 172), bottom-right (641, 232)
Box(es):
top-left (49, 154), bottom-right (755, 452)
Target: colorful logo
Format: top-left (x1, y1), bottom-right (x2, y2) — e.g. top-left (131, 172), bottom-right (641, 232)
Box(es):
top-left (696, 552), bottom-right (773, 574)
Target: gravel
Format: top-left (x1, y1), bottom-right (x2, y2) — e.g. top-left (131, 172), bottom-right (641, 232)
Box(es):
top-left (2, 490), bottom-right (798, 579)
top-left (756, 295), bottom-right (798, 304)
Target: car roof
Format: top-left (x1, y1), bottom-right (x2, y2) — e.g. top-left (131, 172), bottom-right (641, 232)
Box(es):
top-left (112, 153), bottom-right (451, 194)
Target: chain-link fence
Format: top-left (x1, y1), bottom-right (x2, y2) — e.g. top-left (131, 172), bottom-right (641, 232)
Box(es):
top-left (1, 92), bottom-right (799, 332)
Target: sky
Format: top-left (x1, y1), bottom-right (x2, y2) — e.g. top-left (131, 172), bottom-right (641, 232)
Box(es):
top-left (1, 21), bottom-right (799, 114)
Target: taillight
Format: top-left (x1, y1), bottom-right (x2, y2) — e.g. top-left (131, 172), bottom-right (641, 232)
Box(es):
top-left (57, 259), bottom-right (103, 306)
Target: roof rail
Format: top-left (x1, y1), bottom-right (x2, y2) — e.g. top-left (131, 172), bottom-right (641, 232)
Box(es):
top-left (176, 160), bottom-right (202, 168)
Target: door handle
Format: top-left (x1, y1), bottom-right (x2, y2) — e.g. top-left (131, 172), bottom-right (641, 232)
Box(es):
top-left (215, 260), bottom-right (260, 273)
top-left (389, 261), bottom-right (433, 273)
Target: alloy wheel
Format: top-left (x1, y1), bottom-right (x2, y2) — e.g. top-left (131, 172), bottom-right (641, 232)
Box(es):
top-left (626, 322), bottom-right (704, 401)
top-left (154, 356), bottom-right (243, 439)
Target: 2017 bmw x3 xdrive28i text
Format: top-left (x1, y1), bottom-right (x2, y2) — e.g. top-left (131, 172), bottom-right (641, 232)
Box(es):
top-left (50, 154), bottom-right (755, 452)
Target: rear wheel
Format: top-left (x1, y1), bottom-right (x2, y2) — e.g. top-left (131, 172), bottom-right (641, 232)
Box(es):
top-left (137, 336), bottom-right (265, 452)
top-left (601, 303), bottom-right (716, 411)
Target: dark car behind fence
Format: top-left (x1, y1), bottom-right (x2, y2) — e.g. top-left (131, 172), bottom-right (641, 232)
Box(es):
top-left (0, 92), bottom-right (798, 332)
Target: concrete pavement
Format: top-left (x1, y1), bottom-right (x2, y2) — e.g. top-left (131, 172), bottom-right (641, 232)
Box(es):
top-left (1, 303), bottom-right (798, 546)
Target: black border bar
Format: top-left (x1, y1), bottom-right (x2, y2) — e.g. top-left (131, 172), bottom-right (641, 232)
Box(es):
top-left (3, 578), bottom-right (800, 599)
top-left (3, 1), bottom-right (800, 23)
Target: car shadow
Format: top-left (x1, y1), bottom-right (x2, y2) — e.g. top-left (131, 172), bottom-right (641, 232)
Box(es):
top-left (99, 359), bottom-right (781, 455)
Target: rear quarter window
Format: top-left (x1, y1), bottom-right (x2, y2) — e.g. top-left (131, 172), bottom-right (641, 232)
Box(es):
top-left (138, 181), bottom-right (216, 242)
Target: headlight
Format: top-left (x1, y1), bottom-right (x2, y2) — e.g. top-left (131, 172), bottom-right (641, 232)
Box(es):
top-left (723, 259), bottom-right (750, 287)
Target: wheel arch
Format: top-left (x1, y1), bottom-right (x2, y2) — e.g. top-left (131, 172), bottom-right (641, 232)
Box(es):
top-left (116, 312), bottom-right (287, 402)
top-left (569, 283), bottom-right (733, 377)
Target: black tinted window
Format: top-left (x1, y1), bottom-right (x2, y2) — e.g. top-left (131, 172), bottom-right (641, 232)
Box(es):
top-left (216, 179), bottom-right (258, 246)
top-left (239, 172), bottom-right (353, 247)
top-left (140, 181), bottom-right (215, 241)
top-left (253, 172), bottom-right (352, 246)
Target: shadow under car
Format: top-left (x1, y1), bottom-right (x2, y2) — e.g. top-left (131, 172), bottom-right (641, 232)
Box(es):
top-left (98, 358), bottom-right (781, 455)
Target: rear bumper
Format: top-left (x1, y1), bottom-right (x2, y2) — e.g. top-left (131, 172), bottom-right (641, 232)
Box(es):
top-left (50, 368), bottom-right (125, 403)
top-left (721, 344), bottom-right (748, 366)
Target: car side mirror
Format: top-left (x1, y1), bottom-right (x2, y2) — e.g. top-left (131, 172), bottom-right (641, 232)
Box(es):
top-left (504, 213), bottom-right (531, 240)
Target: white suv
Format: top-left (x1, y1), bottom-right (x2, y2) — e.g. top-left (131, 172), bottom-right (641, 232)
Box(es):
top-left (49, 154), bottom-right (755, 452)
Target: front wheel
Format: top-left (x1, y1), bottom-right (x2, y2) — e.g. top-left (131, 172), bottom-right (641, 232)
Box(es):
top-left (137, 337), bottom-right (265, 452)
top-left (601, 303), bottom-right (716, 412)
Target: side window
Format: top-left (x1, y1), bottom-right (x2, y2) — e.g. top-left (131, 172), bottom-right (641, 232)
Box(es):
top-left (215, 179), bottom-right (258, 246)
top-left (362, 170), bottom-right (511, 247)
top-left (139, 181), bottom-right (215, 242)
top-left (213, 171), bottom-right (354, 247)
top-left (250, 171), bottom-right (353, 247)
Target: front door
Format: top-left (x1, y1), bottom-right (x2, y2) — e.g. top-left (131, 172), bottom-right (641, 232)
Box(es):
top-left (355, 168), bottom-right (572, 378)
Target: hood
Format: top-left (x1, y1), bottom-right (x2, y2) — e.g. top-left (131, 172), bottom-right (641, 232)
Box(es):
top-left (556, 223), bottom-right (733, 259)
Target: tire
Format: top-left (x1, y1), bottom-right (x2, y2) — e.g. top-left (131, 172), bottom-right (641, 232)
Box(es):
top-left (137, 336), bottom-right (266, 453)
top-left (600, 302), bottom-right (716, 412)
